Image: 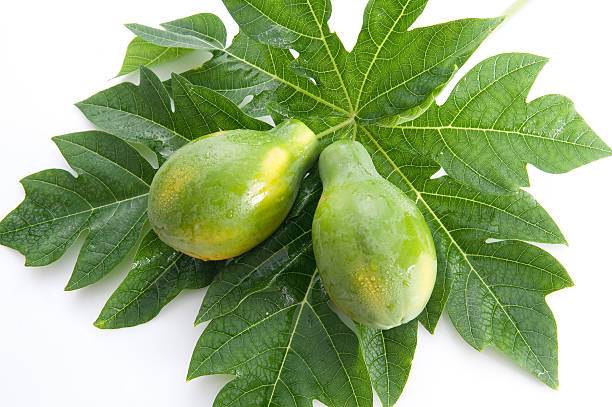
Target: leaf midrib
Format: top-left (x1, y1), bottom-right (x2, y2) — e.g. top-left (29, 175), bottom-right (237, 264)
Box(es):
top-left (265, 271), bottom-right (317, 407)
top-left (0, 192), bottom-right (149, 236)
top-left (467, 252), bottom-right (572, 287)
top-left (196, 227), bottom-right (313, 324)
top-left (418, 189), bottom-right (564, 242)
top-left (76, 101), bottom-right (189, 144)
top-left (96, 250), bottom-right (184, 327)
top-left (392, 125), bottom-right (611, 154)
top-left (66, 209), bottom-right (149, 290)
top-left (356, 21), bottom-right (486, 116)
top-left (353, 0), bottom-right (414, 112)
top-left (303, 0), bottom-right (354, 113)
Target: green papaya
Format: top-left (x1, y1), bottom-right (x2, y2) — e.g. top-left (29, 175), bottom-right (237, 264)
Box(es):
top-left (312, 140), bottom-right (436, 329)
top-left (148, 119), bottom-right (320, 260)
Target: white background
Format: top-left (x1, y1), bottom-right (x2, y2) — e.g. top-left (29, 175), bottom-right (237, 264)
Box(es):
top-left (1, 1), bottom-right (610, 406)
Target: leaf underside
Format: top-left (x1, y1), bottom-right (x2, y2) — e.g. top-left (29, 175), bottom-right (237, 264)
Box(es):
top-left (2, 1), bottom-right (610, 406)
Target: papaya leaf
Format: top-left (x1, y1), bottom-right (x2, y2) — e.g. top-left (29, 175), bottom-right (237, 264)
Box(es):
top-left (356, 321), bottom-right (418, 407)
top-left (125, 18), bottom-right (335, 124)
top-left (117, 13), bottom-right (227, 77)
top-left (0, 131), bottom-right (154, 290)
top-left (117, 37), bottom-right (192, 77)
top-left (391, 53), bottom-right (612, 193)
top-left (95, 231), bottom-right (222, 329)
top-left (123, 0), bottom-right (501, 136)
top-left (354, 54), bottom-right (609, 388)
top-left (189, 274), bottom-right (373, 407)
top-left (76, 66), bottom-right (270, 162)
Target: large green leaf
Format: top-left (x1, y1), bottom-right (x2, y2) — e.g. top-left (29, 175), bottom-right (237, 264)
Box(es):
top-left (392, 53), bottom-right (612, 193)
top-left (190, 274), bottom-right (373, 407)
top-left (117, 13), bottom-right (227, 77)
top-left (357, 321), bottom-right (418, 407)
top-left (0, 131), bottom-right (154, 290)
top-left (359, 55), bottom-right (607, 387)
top-left (122, 0), bottom-right (501, 135)
top-left (125, 15), bottom-right (332, 122)
top-left (224, 0), bottom-right (501, 126)
top-left (117, 37), bottom-right (192, 77)
top-left (76, 66), bottom-right (270, 162)
top-left (95, 231), bottom-right (222, 329)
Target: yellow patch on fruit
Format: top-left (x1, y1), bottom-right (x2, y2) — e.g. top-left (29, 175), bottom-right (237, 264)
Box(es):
top-left (262, 147), bottom-right (289, 184)
top-left (155, 166), bottom-right (194, 212)
top-left (356, 265), bottom-right (383, 303)
top-left (293, 128), bottom-right (316, 149)
top-left (195, 224), bottom-right (241, 244)
top-left (411, 253), bottom-right (436, 304)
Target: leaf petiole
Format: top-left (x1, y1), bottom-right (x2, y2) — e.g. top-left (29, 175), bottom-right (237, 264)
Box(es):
top-left (504, 0), bottom-right (531, 18)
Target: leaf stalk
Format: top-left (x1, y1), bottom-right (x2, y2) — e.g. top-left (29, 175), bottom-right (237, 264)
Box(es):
top-left (504, 0), bottom-right (531, 18)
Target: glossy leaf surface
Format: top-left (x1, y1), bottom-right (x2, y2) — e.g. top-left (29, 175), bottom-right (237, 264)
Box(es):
top-left (0, 131), bottom-right (153, 290)
top-left (95, 231), bottom-right (222, 328)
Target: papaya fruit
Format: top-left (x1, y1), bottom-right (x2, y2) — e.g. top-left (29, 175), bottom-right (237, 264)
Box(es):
top-left (148, 119), bottom-right (320, 260)
top-left (312, 140), bottom-right (436, 329)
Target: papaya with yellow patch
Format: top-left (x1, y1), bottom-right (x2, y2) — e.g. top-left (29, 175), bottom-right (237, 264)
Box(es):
top-left (148, 119), bottom-right (320, 260)
top-left (312, 140), bottom-right (436, 329)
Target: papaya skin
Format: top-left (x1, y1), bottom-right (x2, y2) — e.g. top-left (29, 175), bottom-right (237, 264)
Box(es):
top-left (148, 119), bottom-right (320, 260)
top-left (312, 140), bottom-right (436, 330)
